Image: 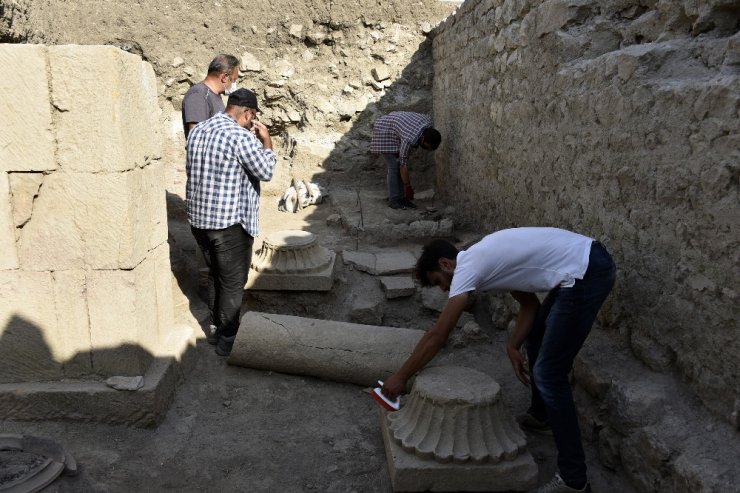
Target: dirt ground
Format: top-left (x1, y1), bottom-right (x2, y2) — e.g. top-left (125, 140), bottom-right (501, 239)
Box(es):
top-left (1, 154), bottom-right (637, 492)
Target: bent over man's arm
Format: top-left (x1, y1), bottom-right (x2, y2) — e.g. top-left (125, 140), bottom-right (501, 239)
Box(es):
top-left (382, 292), bottom-right (470, 399)
top-left (506, 291), bottom-right (540, 385)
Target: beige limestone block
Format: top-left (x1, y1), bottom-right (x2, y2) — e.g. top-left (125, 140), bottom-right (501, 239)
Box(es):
top-left (0, 45), bottom-right (56, 173)
top-left (50, 270), bottom-right (93, 377)
top-left (152, 242), bottom-right (175, 355)
top-left (0, 173), bottom-right (19, 270)
top-left (86, 254), bottom-right (160, 376)
top-left (0, 271), bottom-right (63, 383)
top-left (8, 171), bottom-right (44, 228)
top-left (48, 45), bottom-right (162, 173)
top-left (17, 166), bottom-right (167, 271)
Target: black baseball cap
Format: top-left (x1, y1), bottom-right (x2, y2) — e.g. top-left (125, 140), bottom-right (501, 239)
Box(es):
top-left (227, 88), bottom-right (260, 111)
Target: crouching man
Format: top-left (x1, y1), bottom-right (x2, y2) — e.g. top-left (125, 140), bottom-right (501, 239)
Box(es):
top-left (382, 227), bottom-right (616, 493)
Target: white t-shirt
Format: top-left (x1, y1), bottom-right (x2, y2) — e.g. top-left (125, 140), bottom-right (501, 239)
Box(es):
top-left (448, 227), bottom-right (594, 298)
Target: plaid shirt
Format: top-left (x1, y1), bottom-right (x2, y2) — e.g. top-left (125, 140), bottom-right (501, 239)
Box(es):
top-left (369, 112), bottom-right (432, 166)
top-left (186, 112), bottom-right (276, 236)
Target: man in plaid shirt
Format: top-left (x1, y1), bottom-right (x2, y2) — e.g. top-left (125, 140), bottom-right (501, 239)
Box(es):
top-left (370, 111), bottom-right (441, 209)
top-left (186, 88), bottom-right (276, 356)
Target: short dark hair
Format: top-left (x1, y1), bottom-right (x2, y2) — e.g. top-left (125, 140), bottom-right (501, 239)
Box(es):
top-left (416, 239), bottom-right (459, 286)
top-left (422, 127), bottom-right (441, 150)
top-left (207, 54), bottom-right (240, 75)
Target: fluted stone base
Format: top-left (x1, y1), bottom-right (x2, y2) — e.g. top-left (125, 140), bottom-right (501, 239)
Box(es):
top-left (380, 366), bottom-right (537, 491)
top-left (245, 230), bottom-right (335, 291)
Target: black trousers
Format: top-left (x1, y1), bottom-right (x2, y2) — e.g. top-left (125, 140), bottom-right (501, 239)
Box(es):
top-left (191, 224), bottom-right (254, 338)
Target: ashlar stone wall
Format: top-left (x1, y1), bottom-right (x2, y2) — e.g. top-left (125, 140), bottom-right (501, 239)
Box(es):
top-left (0, 44), bottom-right (174, 381)
top-left (432, 0), bottom-right (739, 429)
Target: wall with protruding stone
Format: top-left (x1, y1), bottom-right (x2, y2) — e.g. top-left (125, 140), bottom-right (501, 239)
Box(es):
top-left (433, 0), bottom-right (739, 429)
top-left (0, 44), bottom-right (175, 382)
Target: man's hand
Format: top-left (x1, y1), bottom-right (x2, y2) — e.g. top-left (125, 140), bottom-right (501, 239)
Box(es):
top-left (506, 344), bottom-right (530, 386)
top-left (381, 373), bottom-right (406, 400)
top-left (405, 185), bottom-right (414, 201)
top-left (251, 120), bottom-right (273, 149)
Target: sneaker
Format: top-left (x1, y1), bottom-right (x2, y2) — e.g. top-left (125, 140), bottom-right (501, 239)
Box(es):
top-left (402, 199), bottom-right (417, 209)
top-left (517, 412), bottom-right (553, 435)
top-left (537, 473), bottom-right (591, 493)
top-left (206, 325), bottom-right (222, 346)
top-left (389, 201), bottom-right (407, 210)
top-left (215, 335), bottom-right (236, 356)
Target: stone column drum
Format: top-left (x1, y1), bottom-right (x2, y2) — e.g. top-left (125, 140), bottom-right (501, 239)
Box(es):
top-left (380, 366), bottom-right (537, 491)
top-left (228, 311), bottom-right (423, 386)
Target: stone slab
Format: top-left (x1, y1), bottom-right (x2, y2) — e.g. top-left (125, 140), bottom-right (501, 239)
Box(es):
top-left (343, 250), bottom-right (416, 276)
top-left (380, 409), bottom-right (538, 492)
top-left (380, 276), bottom-right (416, 299)
top-left (342, 250), bottom-right (376, 273)
top-left (375, 251), bottom-right (417, 275)
top-left (0, 325), bottom-right (196, 427)
top-left (245, 251), bottom-right (335, 291)
top-left (228, 312), bottom-right (423, 386)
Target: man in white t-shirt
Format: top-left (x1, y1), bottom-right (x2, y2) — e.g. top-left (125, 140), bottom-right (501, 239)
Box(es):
top-left (381, 227), bottom-right (616, 493)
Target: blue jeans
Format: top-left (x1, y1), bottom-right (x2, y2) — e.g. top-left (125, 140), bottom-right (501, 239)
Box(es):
top-left (383, 154), bottom-right (404, 204)
top-left (191, 224), bottom-right (254, 338)
top-left (526, 242), bottom-right (616, 486)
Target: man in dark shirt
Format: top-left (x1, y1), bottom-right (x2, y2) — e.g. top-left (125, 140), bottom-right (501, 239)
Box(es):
top-left (182, 54), bottom-right (240, 140)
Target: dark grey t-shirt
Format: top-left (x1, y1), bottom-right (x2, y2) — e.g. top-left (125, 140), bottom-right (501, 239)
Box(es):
top-left (182, 82), bottom-right (225, 139)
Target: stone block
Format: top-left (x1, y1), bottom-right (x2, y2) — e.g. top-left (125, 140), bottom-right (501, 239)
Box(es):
top-left (0, 271), bottom-right (62, 383)
top-left (380, 276), bottom-right (416, 299)
top-left (0, 45), bottom-right (56, 172)
top-left (228, 312), bottom-right (424, 386)
top-left (342, 250), bottom-right (377, 273)
top-left (0, 173), bottom-right (19, 270)
top-left (8, 172), bottom-right (44, 229)
top-left (342, 250), bottom-right (416, 275)
top-left (372, 65), bottom-right (391, 81)
top-left (421, 286), bottom-right (448, 312)
top-left (50, 270), bottom-right (94, 376)
top-left (380, 412), bottom-right (537, 492)
top-left (375, 251), bottom-right (417, 274)
top-left (17, 165), bottom-right (167, 271)
top-left (349, 297), bottom-right (383, 325)
top-left (0, 269), bottom-right (95, 382)
top-left (86, 250), bottom-right (164, 376)
top-left (607, 379), bottom-right (671, 434)
top-left (48, 45), bottom-right (162, 173)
